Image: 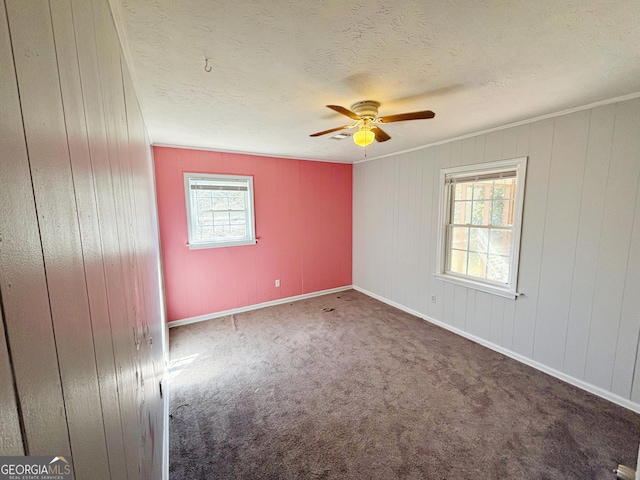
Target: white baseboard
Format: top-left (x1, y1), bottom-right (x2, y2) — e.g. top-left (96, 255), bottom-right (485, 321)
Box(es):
top-left (168, 285), bottom-right (353, 328)
top-left (352, 285), bottom-right (640, 415)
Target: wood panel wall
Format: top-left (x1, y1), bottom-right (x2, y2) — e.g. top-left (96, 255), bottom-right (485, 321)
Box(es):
top-left (154, 147), bottom-right (352, 323)
top-left (353, 99), bottom-right (640, 409)
top-left (0, 0), bottom-right (165, 478)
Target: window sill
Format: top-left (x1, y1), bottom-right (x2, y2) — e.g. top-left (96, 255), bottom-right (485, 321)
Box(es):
top-left (433, 273), bottom-right (520, 299)
top-left (187, 239), bottom-right (257, 250)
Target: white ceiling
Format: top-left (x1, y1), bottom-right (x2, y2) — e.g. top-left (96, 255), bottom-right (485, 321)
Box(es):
top-left (116, 0), bottom-right (640, 163)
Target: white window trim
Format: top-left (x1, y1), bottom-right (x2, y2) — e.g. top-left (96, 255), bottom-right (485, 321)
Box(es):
top-left (434, 157), bottom-right (527, 299)
top-left (184, 172), bottom-right (257, 250)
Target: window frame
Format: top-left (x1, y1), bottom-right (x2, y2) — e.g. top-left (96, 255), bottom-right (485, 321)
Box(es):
top-left (434, 157), bottom-right (527, 299)
top-left (183, 172), bottom-right (256, 250)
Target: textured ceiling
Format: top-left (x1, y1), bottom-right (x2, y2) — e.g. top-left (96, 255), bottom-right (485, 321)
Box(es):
top-left (117, 0), bottom-right (640, 163)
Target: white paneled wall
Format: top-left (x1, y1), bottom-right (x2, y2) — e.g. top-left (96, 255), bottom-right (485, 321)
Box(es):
top-left (0, 0), bottom-right (165, 478)
top-left (353, 98), bottom-right (640, 410)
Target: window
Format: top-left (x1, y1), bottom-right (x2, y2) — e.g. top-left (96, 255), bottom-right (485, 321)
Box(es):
top-left (435, 158), bottom-right (527, 298)
top-left (184, 173), bottom-right (256, 249)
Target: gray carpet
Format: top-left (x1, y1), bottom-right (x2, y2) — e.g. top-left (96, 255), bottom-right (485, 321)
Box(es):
top-left (169, 289), bottom-right (640, 479)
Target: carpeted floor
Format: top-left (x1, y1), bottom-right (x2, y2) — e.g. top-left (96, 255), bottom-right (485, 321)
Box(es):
top-left (168, 289), bottom-right (640, 479)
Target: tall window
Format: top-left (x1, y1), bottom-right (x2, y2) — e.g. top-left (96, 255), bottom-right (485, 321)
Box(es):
top-left (436, 158), bottom-right (527, 298)
top-left (184, 173), bottom-right (256, 249)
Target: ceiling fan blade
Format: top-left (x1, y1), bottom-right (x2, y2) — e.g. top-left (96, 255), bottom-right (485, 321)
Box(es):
top-left (378, 110), bottom-right (435, 123)
top-left (309, 125), bottom-right (352, 137)
top-left (327, 105), bottom-right (361, 120)
top-left (371, 126), bottom-right (391, 142)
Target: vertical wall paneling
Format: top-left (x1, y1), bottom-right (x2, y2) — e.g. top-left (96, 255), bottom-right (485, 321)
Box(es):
top-left (353, 98), bottom-right (640, 408)
top-left (0, 0), bottom-right (70, 455)
top-left (474, 292), bottom-right (493, 341)
top-left (122, 64), bottom-right (154, 480)
top-left (357, 161), bottom-right (375, 294)
top-left (500, 127), bottom-right (519, 349)
top-left (484, 130), bottom-right (504, 160)
top-left (512, 118), bottom-right (554, 358)
top-left (629, 172), bottom-right (640, 401)
top-left (443, 283), bottom-right (455, 326)
top-left (154, 148), bottom-right (190, 320)
top-left (73, 1), bottom-right (138, 476)
top-left (533, 111), bottom-right (590, 371)
top-left (618, 169), bottom-right (640, 399)
top-left (563, 105), bottom-right (615, 379)
top-left (452, 286), bottom-right (467, 331)
top-left (474, 134), bottom-right (486, 164)
top-left (459, 137), bottom-right (476, 166)
top-left (450, 137), bottom-right (466, 330)
top-left (464, 289), bottom-right (476, 336)
top-left (122, 62), bottom-right (152, 479)
top-left (515, 124), bottom-right (532, 158)
top-left (507, 124), bottom-right (531, 352)
top-left (501, 299), bottom-right (516, 350)
top-left (390, 157), bottom-right (402, 301)
top-left (416, 148), bottom-right (435, 314)
top-left (352, 161), bottom-right (366, 292)
top-left (154, 148), bottom-right (188, 319)
top-left (251, 155), bottom-right (280, 305)
top-left (275, 159), bottom-right (303, 299)
top-left (367, 160), bottom-right (382, 296)
top-left (0, 309), bottom-right (23, 456)
top-left (7, 1), bottom-right (111, 472)
top-left (367, 160), bottom-right (383, 296)
top-left (352, 162), bottom-right (366, 290)
top-left (428, 144), bottom-right (451, 320)
top-left (410, 151), bottom-right (424, 310)
top-left (381, 159), bottom-right (398, 300)
top-left (0, 0), bottom-right (165, 475)
top-left (444, 142), bottom-right (462, 325)
top-left (585, 99), bottom-right (640, 390)
top-left (123, 62), bottom-right (165, 480)
top-left (372, 159), bottom-right (384, 296)
top-left (502, 127), bottom-right (518, 159)
top-left (444, 142), bottom-right (460, 326)
top-left (388, 158), bottom-right (401, 301)
top-left (441, 127), bottom-right (456, 326)
top-left (489, 298), bottom-right (505, 346)
top-left (608, 101), bottom-right (640, 397)
top-left (124, 63), bottom-right (158, 480)
top-left (50, 1), bottom-right (128, 477)
top-left (449, 140), bottom-right (462, 167)
top-left (300, 160), bottom-right (352, 295)
top-left (395, 153), bottom-right (421, 310)
top-left (12, 0), bottom-right (113, 469)
top-left (92, 0), bottom-right (142, 476)
top-left (366, 160), bottom-right (380, 295)
top-left (155, 147), bottom-right (352, 322)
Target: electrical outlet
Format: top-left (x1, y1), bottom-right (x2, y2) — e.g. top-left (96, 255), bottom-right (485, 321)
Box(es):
top-left (431, 295), bottom-right (436, 304)
top-left (275, 279), bottom-right (280, 287)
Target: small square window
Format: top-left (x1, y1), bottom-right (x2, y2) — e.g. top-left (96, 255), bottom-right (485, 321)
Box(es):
top-left (184, 173), bottom-right (256, 249)
top-left (435, 158), bottom-right (527, 298)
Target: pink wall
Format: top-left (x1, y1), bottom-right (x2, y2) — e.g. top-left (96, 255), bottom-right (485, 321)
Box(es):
top-left (154, 147), bottom-right (353, 322)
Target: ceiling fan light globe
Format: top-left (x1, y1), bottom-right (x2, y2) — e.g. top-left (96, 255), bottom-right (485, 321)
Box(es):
top-left (353, 128), bottom-right (375, 147)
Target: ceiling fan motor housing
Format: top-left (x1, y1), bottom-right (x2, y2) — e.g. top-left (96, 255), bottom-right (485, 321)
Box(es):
top-left (351, 100), bottom-right (380, 119)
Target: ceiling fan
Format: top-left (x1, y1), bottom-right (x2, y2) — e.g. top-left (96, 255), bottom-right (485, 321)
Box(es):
top-left (310, 100), bottom-right (435, 147)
